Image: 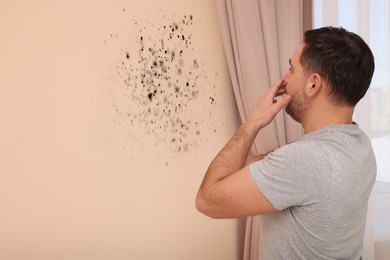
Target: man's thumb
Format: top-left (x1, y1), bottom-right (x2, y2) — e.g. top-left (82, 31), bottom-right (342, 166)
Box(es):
top-left (278, 94), bottom-right (291, 107)
top-left (271, 94), bottom-right (291, 115)
top-left (283, 94), bottom-right (291, 103)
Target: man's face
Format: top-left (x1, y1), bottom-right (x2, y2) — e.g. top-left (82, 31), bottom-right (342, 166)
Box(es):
top-left (282, 44), bottom-right (309, 123)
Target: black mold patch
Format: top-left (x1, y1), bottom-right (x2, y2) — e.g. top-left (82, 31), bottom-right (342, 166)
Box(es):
top-left (100, 13), bottom-right (218, 155)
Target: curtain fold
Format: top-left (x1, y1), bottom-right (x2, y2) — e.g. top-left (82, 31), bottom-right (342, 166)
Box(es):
top-left (216, 0), bottom-right (308, 259)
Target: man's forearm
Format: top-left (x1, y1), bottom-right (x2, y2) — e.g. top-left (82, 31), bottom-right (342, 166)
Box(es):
top-left (201, 121), bottom-right (259, 184)
top-left (196, 80), bottom-right (290, 217)
top-left (199, 80), bottom-right (288, 185)
top-left (195, 121), bottom-right (260, 215)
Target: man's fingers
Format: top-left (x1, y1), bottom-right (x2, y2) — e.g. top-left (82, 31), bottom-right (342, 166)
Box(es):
top-left (271, 80), bottom-right (285, 91)
top-left (275, 89), bottom-right (286, 97)
top-left (269, 80), bottom-right (287, 98)
top-left (278, 94), bottom-right (291, 107)
top-left (272, 94), bottom-right (291, 111)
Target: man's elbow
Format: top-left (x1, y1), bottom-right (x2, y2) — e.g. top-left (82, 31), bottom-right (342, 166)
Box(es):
top-left (195, 191), bottom-right (223, 219)
top-left (195, 192), bottom-right (210, 216)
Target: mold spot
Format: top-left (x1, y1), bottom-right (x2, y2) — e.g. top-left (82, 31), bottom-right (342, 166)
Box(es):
top-left (100, 13), bottom-right (219, 155)
top-left (193, 59), bottom-right (199, 69)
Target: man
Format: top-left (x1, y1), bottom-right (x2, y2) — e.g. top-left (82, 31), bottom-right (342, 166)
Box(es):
top-left (196, 27), bottom-right (376, 259)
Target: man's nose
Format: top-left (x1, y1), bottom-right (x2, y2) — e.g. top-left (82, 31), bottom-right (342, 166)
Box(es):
top-left (282, 72), bottom-right (289, 82)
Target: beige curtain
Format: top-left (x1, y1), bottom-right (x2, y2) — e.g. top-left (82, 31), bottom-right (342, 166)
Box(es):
top-left (216, 0), bottom-right (311, 259)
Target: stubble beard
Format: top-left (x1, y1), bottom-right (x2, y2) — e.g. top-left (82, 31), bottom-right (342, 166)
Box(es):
top-left (285, 85), bottom-right (309, 123)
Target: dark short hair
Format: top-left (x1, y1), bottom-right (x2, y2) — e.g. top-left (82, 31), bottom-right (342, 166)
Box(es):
top-left (300, 26), bottom-right (375, 105)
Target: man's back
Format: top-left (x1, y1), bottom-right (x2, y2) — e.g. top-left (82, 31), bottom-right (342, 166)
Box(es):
top-left (250, 124), bottom-right (376, 259)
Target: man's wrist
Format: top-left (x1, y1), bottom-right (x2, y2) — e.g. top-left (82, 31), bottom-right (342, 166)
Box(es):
top-left (242, 118), bottom-right (263, 137)
top-left (238, 119), bottom-right (262, 146)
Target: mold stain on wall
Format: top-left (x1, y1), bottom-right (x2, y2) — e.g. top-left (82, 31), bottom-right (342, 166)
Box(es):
top-left (98, 11), bottom-right (220, 158)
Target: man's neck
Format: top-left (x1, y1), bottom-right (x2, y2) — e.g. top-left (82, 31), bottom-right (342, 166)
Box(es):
top-left (301, 104), bottom-right (354, 134)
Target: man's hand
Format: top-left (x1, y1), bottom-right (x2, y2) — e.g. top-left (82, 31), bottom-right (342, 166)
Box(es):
top-left (246, 80), bottom-right (291, 132)
top-left (196, 80), bottom-right (290, 218)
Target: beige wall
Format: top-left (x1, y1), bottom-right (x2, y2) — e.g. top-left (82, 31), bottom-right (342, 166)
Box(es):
top-left (0, 0), bottom-right (242, 259)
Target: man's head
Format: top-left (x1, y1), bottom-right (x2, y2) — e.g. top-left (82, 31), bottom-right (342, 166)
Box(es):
top-left (283, 26), bottom-right (375, 123)
top-left (300, 26), bottom-right (375, 106)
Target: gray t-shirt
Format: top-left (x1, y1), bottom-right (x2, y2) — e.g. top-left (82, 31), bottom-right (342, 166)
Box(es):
top-left (250, 124), bottom-right (376, 259)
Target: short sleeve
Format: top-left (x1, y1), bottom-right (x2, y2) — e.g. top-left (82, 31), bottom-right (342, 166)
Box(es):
top-left (250, 141), bottom-right (332, 211)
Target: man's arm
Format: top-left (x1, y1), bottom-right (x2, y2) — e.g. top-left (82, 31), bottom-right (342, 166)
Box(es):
top-left (195, 80), bottom-right (290, 218)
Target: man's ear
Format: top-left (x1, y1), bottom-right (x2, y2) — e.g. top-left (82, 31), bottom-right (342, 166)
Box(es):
top-left (305, 73), bottom-right (323, 98)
